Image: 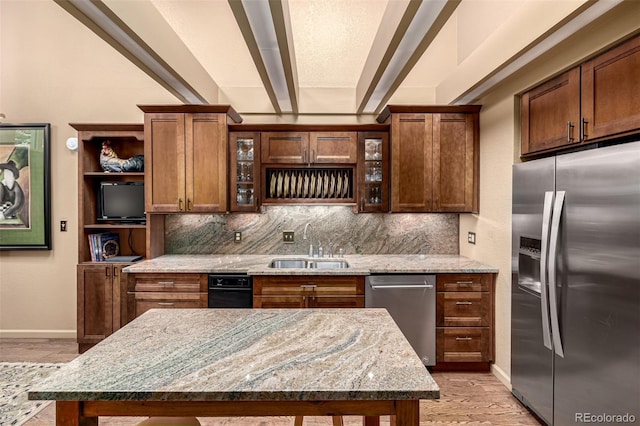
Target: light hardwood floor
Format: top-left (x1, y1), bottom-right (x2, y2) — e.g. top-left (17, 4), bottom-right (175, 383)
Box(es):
top-left (1, 339), bottom-right (542, 425)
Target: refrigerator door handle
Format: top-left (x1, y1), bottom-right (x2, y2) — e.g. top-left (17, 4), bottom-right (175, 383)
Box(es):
top-left (548, 190), bottom-right (566, 358)
top-left (540, 191), bottom-right (555, 350)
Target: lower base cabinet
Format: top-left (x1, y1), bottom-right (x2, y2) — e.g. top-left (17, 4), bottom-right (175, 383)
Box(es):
top-left (434, 273), bottom-right (495, 370)
top-left (77, 264), bottom-right (128, 353)
top-left (253, 276), bottom-right (365, 308)
top-left (126, 273), bottom-right (207, 321)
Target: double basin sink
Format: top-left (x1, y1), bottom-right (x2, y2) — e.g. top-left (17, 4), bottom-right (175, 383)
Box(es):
top-left (268, 258), bottom-right (349, 269)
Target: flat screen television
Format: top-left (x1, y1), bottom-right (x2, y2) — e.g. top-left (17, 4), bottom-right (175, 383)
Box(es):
top-left (99, 181), bottom-right (145, 223)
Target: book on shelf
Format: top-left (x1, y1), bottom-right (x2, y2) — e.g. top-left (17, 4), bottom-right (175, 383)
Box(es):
top-left (88, 232), bottom-right (120, 261)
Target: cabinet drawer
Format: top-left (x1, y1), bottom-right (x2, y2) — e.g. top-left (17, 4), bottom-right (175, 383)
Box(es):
top-left (436, 273), bottom-right (491, 292)
top-left (437, 292), bottom-right (490, 326)
top-left (254, 276), bottom-right (364, 296)
top-left (133, 274), bottom-right (206, 292)
top-left (253, 295), bottom-right (365, 309)
top-left (133, 292), bottom-right (207, 316)
top-left (436, 327), bottom-right (490, 363)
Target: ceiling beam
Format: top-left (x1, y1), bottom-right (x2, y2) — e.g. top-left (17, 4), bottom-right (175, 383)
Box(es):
top-left (54, 0), bottom-right (215, 104)
top-left (229, 0), bottom-right (298, 114)
top-left (357, 0), bottom-right (460, 114)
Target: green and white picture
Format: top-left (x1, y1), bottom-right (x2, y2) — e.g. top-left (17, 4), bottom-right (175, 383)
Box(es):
top-left (0, 124), bottom-right (51, 250)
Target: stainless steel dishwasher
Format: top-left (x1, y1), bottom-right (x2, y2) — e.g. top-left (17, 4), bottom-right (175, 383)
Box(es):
top-left (365, 274), bottom-right (436, 366)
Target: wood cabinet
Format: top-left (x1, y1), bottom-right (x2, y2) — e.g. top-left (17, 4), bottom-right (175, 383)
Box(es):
top-left (253, 276), bottom-right (365, 308)
top-left (126, 273), bottom-right (208, 321)
top-left (520, 68), bottom-right (581, 155)
top-left (139, 105), bottom-right (241, 213)
top-left (229, 132), bottom-right (261, 212)
top-left (377, 105), bottom-right (480, 213)
top-left (581, 35), bottom-right (640, 141)
top-left (435, 273), bottom-right (495, 369)
top-left (521, 35), bottom-right (640, 156)
top-left (261, 131), bottom-right (357, 164)
top-left (357, 132), bottom-right (389, 212)
top-left (72, 123), bottom-right (148, 353)
top-left (77, 264), bottom-right (128, 353)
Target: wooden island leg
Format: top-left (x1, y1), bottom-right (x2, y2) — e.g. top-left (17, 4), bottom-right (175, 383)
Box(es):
top-left (363, 415), bottom-right (381, 426)
top-left (56, 401), bottom-right (98, 426)
top-left (393, 400), bottom-right (419, 426)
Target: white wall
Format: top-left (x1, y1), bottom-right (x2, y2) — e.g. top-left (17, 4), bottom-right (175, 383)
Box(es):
top-left (0, 0), bottom-right (176, 337)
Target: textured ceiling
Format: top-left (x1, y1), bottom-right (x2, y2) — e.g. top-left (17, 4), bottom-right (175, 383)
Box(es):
top-left (56, 0), bottom-right (635, 116)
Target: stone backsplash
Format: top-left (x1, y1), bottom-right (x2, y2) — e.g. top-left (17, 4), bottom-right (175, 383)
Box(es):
top-left (165, 206), bottom-right (459, 255)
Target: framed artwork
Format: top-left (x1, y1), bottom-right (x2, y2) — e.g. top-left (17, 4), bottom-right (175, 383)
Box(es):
top-left (0, 123), bottom-right (51, 250)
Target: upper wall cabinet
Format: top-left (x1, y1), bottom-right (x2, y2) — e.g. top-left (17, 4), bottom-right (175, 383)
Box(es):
top-left (377, 106), bottom-right (480, 213)
top-left (139, 105), bottom-right (241, 213)
top-left (261, 131), bottom-right (357, 164)
top-left (521, 35), bottom-right (640, 157)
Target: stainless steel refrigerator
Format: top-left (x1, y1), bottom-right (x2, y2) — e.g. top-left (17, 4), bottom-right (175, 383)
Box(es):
top-left (511, 141), bottom-right (640, 426)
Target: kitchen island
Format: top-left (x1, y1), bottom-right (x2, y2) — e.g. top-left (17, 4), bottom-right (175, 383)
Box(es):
top-left (29, 308), bottom-right (440, 425)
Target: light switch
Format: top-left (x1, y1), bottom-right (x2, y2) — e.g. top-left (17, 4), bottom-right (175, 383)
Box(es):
top-left (60, 220), bottom-right (67, 232)
top-left (468, 231), bottom-right (476, 244)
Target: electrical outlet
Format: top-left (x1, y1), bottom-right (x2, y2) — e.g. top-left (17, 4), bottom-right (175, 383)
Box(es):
top-left (283, 231), bottom-right (295, 243)
top-left (234, 231), bottom-right (242, 242)
top-left (468, 231), bottom-right (476, 244)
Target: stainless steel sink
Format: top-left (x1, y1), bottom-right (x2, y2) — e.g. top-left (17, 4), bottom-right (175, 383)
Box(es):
top-left (268, 258), bottom-right (349, 269)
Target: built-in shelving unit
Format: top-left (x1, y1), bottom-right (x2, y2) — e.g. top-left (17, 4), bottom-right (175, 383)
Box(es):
top-left (71, 123), bottom-right (147, 353)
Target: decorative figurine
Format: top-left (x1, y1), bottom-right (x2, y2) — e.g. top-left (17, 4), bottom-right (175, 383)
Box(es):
top-left (100, 141), bottom-right (144, 172)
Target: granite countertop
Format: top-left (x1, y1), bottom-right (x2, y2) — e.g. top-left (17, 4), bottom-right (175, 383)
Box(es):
top-left (29, 308), bottom-right (440, 402)
top-left (122, 254), bottom-right (498, 275)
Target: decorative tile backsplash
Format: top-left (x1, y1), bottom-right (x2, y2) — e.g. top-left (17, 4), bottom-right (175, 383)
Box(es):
top-left (165, 206), bottom-right (459, 255)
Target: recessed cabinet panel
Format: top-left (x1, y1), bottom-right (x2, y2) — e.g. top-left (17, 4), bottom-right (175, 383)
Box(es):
top-left (433, 113), bottom-right (478, 212)
top-left (521, 68), bottom-right (581, 155)
top-left (187, 114), bottom-right (227, 212)
top-left (582, 35), bottom-right (640, 141)
top-left (310, 132), bottom-right (357, 163)
top-left (146, 113), bottom-right (184, 212)
top-left (261, 132), bottom-right (308, 164)
top-left (391, 113), bottom-right (433, 212)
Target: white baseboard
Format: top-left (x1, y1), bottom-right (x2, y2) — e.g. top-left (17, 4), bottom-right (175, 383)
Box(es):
top-left (491, 363), bottom-right (511, 390)
top-left (0, 329), bottom-right (76, 339)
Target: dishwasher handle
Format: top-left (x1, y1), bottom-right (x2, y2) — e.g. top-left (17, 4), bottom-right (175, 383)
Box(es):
top-left (369, 283), bottom-right (434, 290)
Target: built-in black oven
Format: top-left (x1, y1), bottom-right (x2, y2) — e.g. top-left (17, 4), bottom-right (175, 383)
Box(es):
top-left (207, 275), bottom-right (253, 308)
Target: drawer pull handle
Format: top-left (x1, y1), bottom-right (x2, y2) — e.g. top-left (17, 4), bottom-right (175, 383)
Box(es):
top-left (456, 337), bottom-right (473, 341)
top-left (456, 281), bottom-right (474, 285)
top-left (456, 301), bottom-right (473, 305)
top-left (300, 284), bottom-right (317, 290)
top-left (158, 281), bottom-right (175, 286)
top-left (157, 302), bottom-right (175, 306)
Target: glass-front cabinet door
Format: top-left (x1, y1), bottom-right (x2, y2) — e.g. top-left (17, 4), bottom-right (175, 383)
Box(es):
top-left (357, 132), bottom-right (389, 212)
top-left (229, 132), bottom-right (260, 212)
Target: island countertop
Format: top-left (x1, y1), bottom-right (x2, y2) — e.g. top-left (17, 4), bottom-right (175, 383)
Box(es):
top-left (122, 254), bottom-right (498, 275)
top-left (30, 308), bottom-right (439, 402)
